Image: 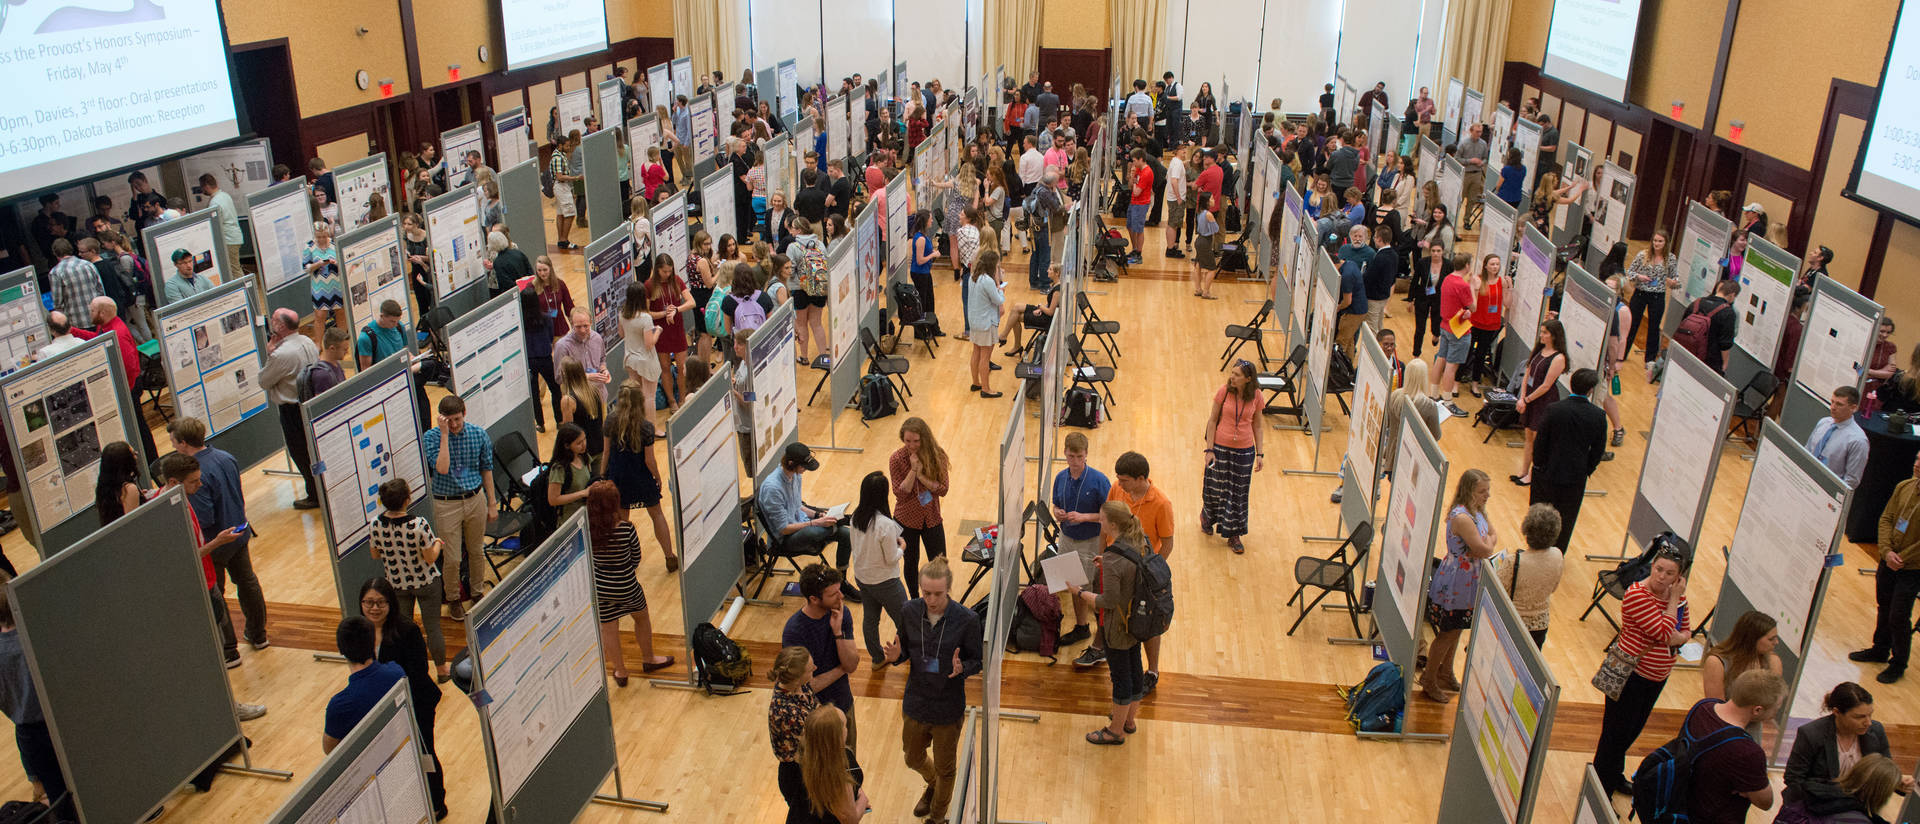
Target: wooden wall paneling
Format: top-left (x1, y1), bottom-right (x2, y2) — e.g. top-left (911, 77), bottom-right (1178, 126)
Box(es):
top-left (1522, 83), bottom-right (1540, 111)
top-left (317, 133), bottom-right (372, 170)
top-left (528, 81), bottom-right (560, 142)
top-left (1561, 102), bottom-right (1586, 145)
top-left (561, 72), bottom-right (589, 93)
top-left (1804, 115), bottom-right (1877, 293)
top-left (492, 89), bottom-right (527, 119)
top-left (1740, 150), bottom-right (1812, 250)
top-left (1613, 126), bottom-right (1640, 173)
top-left (1036, 48), bottom-right (1113, 109)
top-left (1586, 112), bottom-right (1613, 161)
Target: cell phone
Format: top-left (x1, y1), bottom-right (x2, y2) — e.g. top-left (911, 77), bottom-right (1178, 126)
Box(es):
top-left (233, 523), bottom-right (249, 534)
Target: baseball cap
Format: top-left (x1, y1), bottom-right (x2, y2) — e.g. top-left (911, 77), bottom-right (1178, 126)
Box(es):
top-left (783, 442), bottom-right (819, 471)
top-left (1743, 202), bottom-right (1762, 213)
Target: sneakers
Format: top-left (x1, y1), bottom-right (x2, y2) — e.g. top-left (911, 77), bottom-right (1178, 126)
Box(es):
top-left (1443, 400), bottom-right (1468, 418)
top-left (1329, 488), bottom-right (1343, 504)
top-left (292, 497), bottom-right (320, 510)
top-left (1611, 428), bottom-right (1626, 447)
top-left (224, 655), bottom-right (242, 669)
top-left (1849, 648), bottom-right (1892, 663)
top-left (234, 702), bottom-right (268, 721)
top-left (1058, 624), bottom-right (1092, 646)
top-left (1144, 671), bottom-right (1159, 695)
top-left (1073, 647), bottom-right (1108, 667)
top-left (247, 637), bottom-right (271, 651)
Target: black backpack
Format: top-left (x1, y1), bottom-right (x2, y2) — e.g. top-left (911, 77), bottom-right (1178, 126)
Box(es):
top-left (1631, 700), bottom-right (1755, 823)
top-left (690, 621), bottom-right (754, 694)
top-left (1061, 387), bottom-right (1103, 428)
top-left (294, 361), bottom-right (333, 402)
top-left (891, 281), bottom-right (924, 326)
top-left (1106, 543), bottom-right (1174, 641)
top-left (521, 462), bottom-right (559, 548)
top-left (858, 374), bottom-right (898, 420)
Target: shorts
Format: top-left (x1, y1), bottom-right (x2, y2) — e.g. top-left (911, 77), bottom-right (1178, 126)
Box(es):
top-left (1022, 307), bottom-right (1049, 328)
top-left (970, 328), bottom-right (997, 347)
top-left (554, 186), bottom-right (577, 217)
top-left (1127, 203), bottom-right (1149, 234)
top-left (792, 289), bottom-right (823, 310)
top-left (1059, 532), bottom-right (1102, 584)
top-left (1438, 328), bottom-right (1471, 363)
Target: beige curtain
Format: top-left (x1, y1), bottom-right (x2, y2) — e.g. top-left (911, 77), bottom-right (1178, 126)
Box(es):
top-left (986, 0), bottom-right (1042, 87)
top-left (673, 0), bottom-right (742, 81)
top-left (1111, 0), bottom-right (1166, 95)
top-left (1437, 0), bottom-right (1512, 100)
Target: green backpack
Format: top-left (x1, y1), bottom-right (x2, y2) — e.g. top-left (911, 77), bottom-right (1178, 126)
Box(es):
top-left (702, 284), bottom-right (733, 334)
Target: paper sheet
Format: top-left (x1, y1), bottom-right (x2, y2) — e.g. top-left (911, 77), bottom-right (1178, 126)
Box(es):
top-left (1041, 552), bottom-right (1089, 594)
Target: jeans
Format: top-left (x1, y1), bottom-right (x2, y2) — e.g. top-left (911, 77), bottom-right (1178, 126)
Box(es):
top-left (1872, 563), bottom-right (1920, 667)
top-left (1464, 327), bottom-right (1502, 385)
top-left (858, 576), bottom-right (908, 664)
top-left (15, 722), bottom-right (69, 818)
top-left (903, 716), bottom-right (962, 814)
top-left (211, 543), bottom-right (268, 645)
top-left (1029, 227), bottom-right (1052, 288)
top-left (787, 524), bottom-right (852, 569)
top-left (901, 524), bottom-right (949, 597)
top-left (1592, 672), bottom-right (1667, 791)
top-left (211, 588), bottom-right (239, 660)
top-left (1628, 291), bottom-right (1668, 364)
top-left (397, 577), bottom-right (448, 663)
top-left (277, 403), bottom-right (317, 501)
top-left (527, 355), bottom-right (563, 426)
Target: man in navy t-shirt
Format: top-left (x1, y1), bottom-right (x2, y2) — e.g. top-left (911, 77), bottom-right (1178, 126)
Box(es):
top-left (781, 564), bottom-right (861, 751)
top-left (323, 617), bottom-right (406, 753)
top-left (1052, 432), bottom-right (1112, 666)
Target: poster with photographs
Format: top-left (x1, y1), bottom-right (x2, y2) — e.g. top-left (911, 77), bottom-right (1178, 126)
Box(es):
top-left (159, 285), bottom-right (268, 436)
top-left (3, 341), bottom-right (127, 529)
top-left (340, 220), bottom-right (412, 337)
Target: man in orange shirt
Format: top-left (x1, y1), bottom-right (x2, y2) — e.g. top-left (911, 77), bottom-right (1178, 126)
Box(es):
top-left (1108, 451), bottom-right (1173, 693)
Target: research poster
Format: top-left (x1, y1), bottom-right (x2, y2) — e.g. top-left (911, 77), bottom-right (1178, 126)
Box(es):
top-left (626, 114), bottom-right (659, 164)
top-left (1460, 587), bottom-right (1547, 824)
top-left (182, 140), bottom-right (273, 217)
top-left (1283, 188), bottom-right (1306, 333)
top-left (1437, 157), bottom-right (1464, 221)
top-left (557, 88), bottom-right (592, 141)
top-left (776, 61), bottom-right (799, 122)
top-left (748, 311), bottom-right (798, 475)
top-left (1368, 103), bottom-right (1387, 156)
top-left (1797, 295), bottom-right (1875, 400)
top-left (597, 79), bottom-right (624, 131)
top-left (829, 241), bottom-right (858, 364)
top-left (159, 287), bottom-right (267, 435)
top-left (495, 108), bottom-right (532, 170)
top-left (0, 276), bottom-right (46, 377)
top-left (440, 124), bottom-right (485, 184)
top-left (689, 93), bottom-right (716, 167)
top-left (648, 62), bottom-right (672, 116)
top-left (1514, 120), bottom-right (1543, 207)
top-left (887, 172), bottom-right (910, 270)
top-left (1728, 437), bottom-right (1845, 651)
top-left (472, 525), bottom-right (602, 803)
top-left (587, 231), bottom-right (635, 344)
top-left (250, 184), bottom-right (315, 293)
top-left (1493, 105), bottom-right (1515, 155)
top-left (1680, 202), bottom-right (1732, 303)
top-left (448, 298), bottom-right (530, 433)
top-left (334, 160), bottom-right (390, 229)
top-left (1591, 162), bottom-right (1632, 257)
top-left (670, 58), bottom-right (694, 112)
top-left (1345, 340), bottom-right (1388, 491)
top-left (1461, 89), bottom-right (1485, 133)
top-left (701, 168), bottom-right (735, 244)
top-left (1733, 241), bottom-right (1798, 366)
top-left (1417, 138), bottom-right (1440, 191)
top-left (793, 121), bottom-right (817, 188)
top-left (764, 134), bottom-right (789, 203)
top-left (1560, 275), bottom-right (1611, 381)
top-left (1289, 218), bottom-right (1312, 337)
top-left (3, 341), bottom-right (125, 529)
top-left (827, 94), bottom-right (849, 164)
top-left (849, 88), bottom-right (867, 159)
top-left (1377, 416), bottom-right (1441, 635)
top-left (426, 191), bottom-right (484, 300)
top-left (1478, 199), bottom-right (1516, 277)
top-left (1640, 357), bottom-right (1726, 537)
top-left (1444, 78), bottom-right (1464, 138)
top-left (312, 367), bottom-right (427, 557)
top-left (1512, 229), bottom-right (1552, 342)
top-left (147, 214), bottom-right (223, 298)
top-left (340, 222), bottom-right (409, 335)
top-left (670, 388), bottom-right (739, 568)
top-left (856, 203), bottom-right (880, 311)
top-left (284, 688), bottom-right (432, 824)
top-left (655, 191), bottom-right (689, 277)
top-left (1305, 255), bottom-right (1338, 404)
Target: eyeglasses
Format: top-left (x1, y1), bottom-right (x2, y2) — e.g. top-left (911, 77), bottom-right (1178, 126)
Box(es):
top-left (360, 599), bottom-right (388, 609)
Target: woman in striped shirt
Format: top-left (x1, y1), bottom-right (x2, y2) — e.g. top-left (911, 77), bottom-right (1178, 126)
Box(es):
top-left (1591, 547), bottom-right (1692, 797)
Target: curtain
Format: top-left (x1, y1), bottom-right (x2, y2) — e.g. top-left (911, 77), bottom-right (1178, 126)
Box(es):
top-left (1437, 0), bottom-right (1512, 100)
top-left (986, 0), bottom-right (1042, 88)
top-left (1111, 0), bottom-right (1166, 96)
top-left (674, 0), bottom-right (743, 83)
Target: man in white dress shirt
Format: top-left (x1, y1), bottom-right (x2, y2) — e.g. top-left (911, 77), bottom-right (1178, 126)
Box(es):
top-left (1806, 386), bottom-right (1868, 487)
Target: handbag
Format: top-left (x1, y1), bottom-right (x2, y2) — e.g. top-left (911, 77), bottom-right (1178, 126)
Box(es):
top-left (1591, 633), bottom-right (1644, 700)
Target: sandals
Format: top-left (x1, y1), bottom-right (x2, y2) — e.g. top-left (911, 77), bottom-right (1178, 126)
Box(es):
top-left (1611, 428), bottom-right (1626, 447)
top-left (612, 673), bottom-right (629, 687)
top-left (1085, 729), bottom-right (1126, 745)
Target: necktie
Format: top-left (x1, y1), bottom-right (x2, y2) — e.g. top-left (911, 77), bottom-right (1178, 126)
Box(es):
top-left (1815, 425), bottom-right (1835, 460)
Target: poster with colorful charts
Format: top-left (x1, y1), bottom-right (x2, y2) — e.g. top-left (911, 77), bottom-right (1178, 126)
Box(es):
top-left (1376, 415), bottom-right (1442, 637)
top-left (4, 339), bottom-right (127, 530)
top-left (0, 273), bottom-right (47, 378)
top-left (248, 181), bottom-right (316, 294)
top-left (427, 188), bottom-right (486, 300)
top-left (856, 201), bottom-right (880, 313)
top-left (311, 366), bottom-right (428, 557)
top-left (587, 228), bottom-right (636, 345)
top-left (271, 683), bottom-right (433, 824)
top-left (1459, 585), bottom-right (1549, 824)
top-left (448, 296), bottom-right (531, 433)
top-left (158, 284), bottom-right (268, 436)
top-left (1733, 237), bottom-right (1800, 366)
top-left (829, 239), bottom-right (858, 364)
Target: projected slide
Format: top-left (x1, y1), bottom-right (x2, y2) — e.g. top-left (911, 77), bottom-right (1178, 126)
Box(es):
top-left (0, 0), bottom-right (239, 195)
top-left (1542, 0), bottom-right (1645, 101)
top-left (499, 0), bottom-right (608, 71)
top-left (1853, 0), bottom-right (1920, 221)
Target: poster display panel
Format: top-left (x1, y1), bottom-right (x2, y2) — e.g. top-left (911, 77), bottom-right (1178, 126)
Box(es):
top-left (1639, 350), bottom-right (1729, 540)
top-left (0, 276), bottom-right (44, 377)
top-left (1732, 237), bottom-right (1800, 366)
top-left (558, 89), bottom-right (592, 141)
top-left (339, 218), bottom-right (411, 337)
top-left (448, 296), bottom-right (531, 433)
top-left (649, 63), bottom-right (673, 116)
top-left (181, 139), bottom-right (274, 217)
top-left (1559, 266), bottom-right (1612, 381)
top-left (1590, 162), bottom-right (1632, 257)
top-left (335, 157), bottom-right (392, 229)
top-left (598, 79), bottom-right (624, 129)
top-left (886, 172), bottom-right (910, 271)
top-left (827, 94), bottom-right (850, 163)
top-left (248, 181), bottom-right (316, 293)
top-left (495, 108), bottom-right (533, 170)
top-left (311, 367), bottom-right (428, 557)
top-left (1376, 416), bottom-right (1443, 638)
top-left (1438, 156), bottom-right (1465, 220)
top-left (269, 684), bottom-right (433, 824)
top-left (1679, 202), bottom-right (1733, 303)
top-left (146, 210), bottom-right (225, 299)
top-left (1493, 105), bottom-right (1515, 155)
top-left (748, 308), bottom-right (799, 476)
top-left (158, 285), bottom-right (268, 435)
top-left (1727, 435), bottom-right (1846, 651)
top-left (586, 228), bottom-right (636, 344)
top-left (1461, 89), bottom-right (1485, 131)
top-left (426, 189), bottom-right (486, 299)
top-left (1417, 137), bottom-right (1441, 190)
top-left (856, 202), bottom-right (880, 312)
top-left (669, 386), bottom-right (740, 569)
top-left (441, 124), bottom-right (487, 183)
top-left (1444, 77), bottom-right (1465, 138)
top-left (1284, 188), bottom-right (1307, 333)
top-left (850, 88), bottom-right (867, 159)
top-left (829, 240), bottom-right (858, 363)
top-left (3, 341), bottom-right (125, 529)
top-left (1514, 119), bottom-right (1543, 208)
top-left (1478, 195), bottom-right (1517, 277)
top-left (1510, 226), bottom-right (1552, 342)
top-left (1345, 330), bottom-right (1389, 489)
top-left (1458, 585), bottom-right (1550, 823)
top-left (777, 60), bottom-right (800, 122)
top-left (689, 94), bottom-right (716, 167)
top-left (1305, 252), bottom-right (1339, 407)
top-left (701, 167), bottom-right (736, 244)
top-left (670, 58), bottom-right (695, 110)
top-left (1796, 292), bottom-right (1876, 399)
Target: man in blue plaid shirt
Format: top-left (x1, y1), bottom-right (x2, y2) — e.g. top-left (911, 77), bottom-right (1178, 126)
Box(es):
top-left (421, 395), bottom-right (497, 611)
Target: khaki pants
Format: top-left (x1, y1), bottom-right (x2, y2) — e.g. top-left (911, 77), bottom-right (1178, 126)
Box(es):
top-left (902, 716), bottom-right (961, 815)
top-left (432, 492), bottom-right (490, 597)
top-left (1336, 312), bottom-right (1366, 351)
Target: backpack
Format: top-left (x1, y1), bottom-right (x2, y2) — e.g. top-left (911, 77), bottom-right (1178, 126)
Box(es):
top-left (1007, 582), bottom-right (1062, 661)
top-left (1223, 202), bottom-right (1243, 233)
top-left (858, 374), bottom-right (898, 420)
top-left (1631, 700), bottom-right (1756, 824)
top-left (540, 159), bottom-right (555, 198)
top-left (1106, 543), bottom-right (1173, 641)
top-left (522, 462), bottom-right (559, 548)
top-left (1671, 298), bottom-right (1728, 364)
top-left (690, 621), bottom-right (754, 693)
top-left (703, 284), bottom-right (733, 333)
top-left (294, 361), bottom-right (332, 402)
top-left (361, 322), bottom-right (404, 363)
top-left (1341, 661), bottom-right (1405, 733)
top-left (732, 289), bottom-right (768, 332)
top-left (794, 238), bottom-right (829, 293)
top-left (892, 281), bottom-right (924, 326)
top-left (1061, 386), bottom-right (1103, 428)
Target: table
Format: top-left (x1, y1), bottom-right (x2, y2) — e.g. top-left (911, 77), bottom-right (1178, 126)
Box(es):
top-left (1845, 412), bottom-right (1920, 543)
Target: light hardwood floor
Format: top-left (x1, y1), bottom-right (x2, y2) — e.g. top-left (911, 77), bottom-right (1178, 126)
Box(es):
top-left (0, 203), bottom-right (1908, 822)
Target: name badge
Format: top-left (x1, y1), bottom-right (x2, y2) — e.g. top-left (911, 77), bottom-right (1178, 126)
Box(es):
top-left (918, 491), bottom-right (933, 506)
top-left (1425, 285), bottom-right (1437, 296)
top-left (921, 656), bottom-right (941, 674)
top-left (1899, 518), bottom-right (1910, 534)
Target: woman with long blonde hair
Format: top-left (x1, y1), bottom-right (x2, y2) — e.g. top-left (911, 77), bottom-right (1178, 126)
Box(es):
top-left (603, 383), bottom-right (678, 571)
top-left (799, 705), bottom-right (867, 822)
top-left (557, 356), bottom-right (605, 459)
top-left (766, 647), bottom-right (819, 817)
top-left (1068, 501), bottom-right (1149, 745)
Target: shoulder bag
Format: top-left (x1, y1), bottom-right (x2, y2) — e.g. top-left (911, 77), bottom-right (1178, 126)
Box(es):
top-left (1591, 628), bottom-right (1645, 700)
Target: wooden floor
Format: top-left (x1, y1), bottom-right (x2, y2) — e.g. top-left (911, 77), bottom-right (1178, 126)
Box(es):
top-left (0, 206), bottom-right (1911, 822)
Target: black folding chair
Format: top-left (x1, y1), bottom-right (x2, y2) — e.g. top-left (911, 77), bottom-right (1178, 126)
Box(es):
top-left (1220, 299), bottom-right (1275, 370)
top-left (1728, 371), bottom-right (1779, 447)
top-left (1257, 344), bottom-right (1309, 423)
top-left (1075, 292), bottom-right (1122, 364)
top-left (741, 496), bottom-right (828, 599)
top-left (1286, 521), bottom-right (1373, 637)
top-left (1068, 337), bottom-right (1117, 409)
top-left (803, 354), bottom-right (836, 406)
top-left (483, 431), bottom-right (540, 576)
top-left (860, 327), bottom-right (912, 407)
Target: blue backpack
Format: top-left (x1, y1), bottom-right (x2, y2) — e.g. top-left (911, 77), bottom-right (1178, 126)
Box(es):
top-left (1631, 700), bottom-right (1755, 824)
top-left (1343, 661), bottom-right (1404, 733)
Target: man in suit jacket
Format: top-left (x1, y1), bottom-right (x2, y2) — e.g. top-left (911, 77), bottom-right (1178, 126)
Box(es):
top-left (1529, 368), bottom-right (1609, 550)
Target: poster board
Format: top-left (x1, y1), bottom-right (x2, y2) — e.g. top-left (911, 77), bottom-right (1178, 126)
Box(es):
top-left (1478, 194), bottom-right (1518, 282)
top-left (747, 303), bottom-right (800, 479)
top-left (1461, 88), bottom-right (1486, 133)
top-left (1341, 326), bottom-right (1391, 529)
top-left (467, 512), bottom-right (621, 823)
top-left (1556, 141), bottom-right (1594, 248)
top-left (983, 391), bottom-right (1027, 823)
top-left (689, 93), bottom-right (716, 169)
top-left (441, 123), bottom-right (487, 185)
top-left (1557, 263), bottom-right (1614, 390)
top-left (1444, 76), bottom-right (1465, 143)
top-left (1673, 202), bottom-right (1734, 336)
top-left (1514, 119), bottom-right (1543, 212)
top-left (598, 78), bottom-right (625, 128)
top-left (181, 137), bottom-right (274, 218)
top-left (336, 216), bottom-right (415, 348)
top-left (763, 133), bottom-right (789, 207)
top-left (886, 171), bottom-right (910, 272)
top-left (669, 366), bottom-right (745, 667)
top-left (1437, 155), bottom-right (1465, 222)
top-left (1370, 413), bottom-right (1448, 718)
top-left (827, 94), bottom-right (850, 165)
top-left (1586, 161), bottom-right (1633, 269)
top-left (670, 57), bottom-right (695, 112)
top-left (1284, 187), bottom-right (1308, 340)
top-left (1784, 278), bottom-right (1881, 441)
top-left (1624, 346), bottom-right (1735, 553)
top-left (304, 354), bottom-right (430, 612)
top-left (648, 62), bottom-right (673, 116)
top-left (1302, 250), bottom-right (1339, 439)
top-left (264, 682), bottom-right (433, 824)
top-left (776, 59), bottom-right (800, 122)
top-left (1417, 136), bottom-right (1441, 192)
top-left (1369, 102), bottom-right (1389, 157)
top-left (425, 186), bottom-right (487, 303)
top-left (557, 88), bottom-right (592, 140)
top-left (1723, 420), bottom-right (1849, 654)
top-left (1434, 571), bottom-right (1559, 824)
top-left (446, 288), bottom-right (534, 436)
top-left (1493, 104), bottom-right (1516, 157)
top-left (584, 224), bottom-right (637, 377)
top-left (849, 86), bottom-right (868, 161)
top-left (154, 277), bottom-right (272, 461)
top-left (700, 165), bottom-right (736, 244)
top-left (1731, 234), bottom-right (1801, 367)
top-left (334, 154), bottom-right (392, 229)
top-left (828, 237), bottom-right (858, 366)
top-left (1507, 224), bottom-right (1554, 375)
top-left (626, 114), bottom-right (661, 169)
top-left (0, 268), bottom-right (47, 378)
top-left (654, 191), bottom-right (690, 280)
top-left (0, 334), bottom-right (137, 556)
top-left (144, 206), bottom-right (229, 306)
top-left (10, 488), bottom-right (246, 824)
top-left (244, 178), bottom-right (316, 302)
top-left (498, 159), bottom-right (549, 262)
top-left (856, 200), bottom-right (881, 314)
top-left (582, 128), bottom-right (623, 243)
top-left (495, 107), bottom-right (533, 170)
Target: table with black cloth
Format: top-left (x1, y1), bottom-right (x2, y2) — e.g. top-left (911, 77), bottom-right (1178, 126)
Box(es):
top-left (1845, 412), bottom-right (1920, 543)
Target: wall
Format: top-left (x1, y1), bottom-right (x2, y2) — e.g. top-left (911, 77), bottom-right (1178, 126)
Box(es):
top-left (223, 0), bottom-right (411, 118)
top-left (1883, 222), bottom-right (1920, 340)
top-left (1042, 0), bottom-right (1109, 49)
top-left (610, 0), bottom-right (676, 40)
top-left (413, 0), bottom-right (498, 89)
top-left (1504, 0), bottom-right (1550, 65)
top-left (1715, 0), bottom-right (1899, 168)
top-left (1807, 117), bottom-right (1877, 292)
top-left (1628, 0), bottom-right (1717, 131)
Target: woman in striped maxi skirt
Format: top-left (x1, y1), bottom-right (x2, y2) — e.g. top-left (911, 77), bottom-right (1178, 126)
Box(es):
top-left (1202, 361), bottom-right (1265, 553)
